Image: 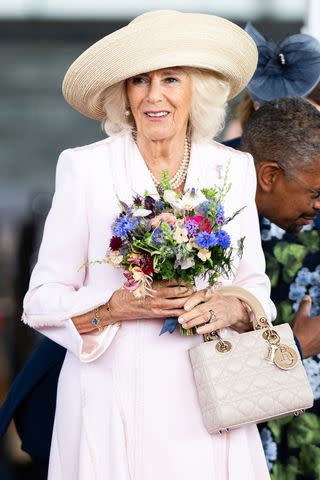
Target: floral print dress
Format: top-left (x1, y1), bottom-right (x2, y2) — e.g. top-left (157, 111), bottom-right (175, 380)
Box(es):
top-left (259, 214), bottom-right (320, 480)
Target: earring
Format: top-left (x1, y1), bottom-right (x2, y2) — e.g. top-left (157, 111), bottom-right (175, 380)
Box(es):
top-left (125, 109), bottom-right (131, 117)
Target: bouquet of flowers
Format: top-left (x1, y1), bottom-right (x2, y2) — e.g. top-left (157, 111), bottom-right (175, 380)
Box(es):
top-left (102, 172), bottom-right (244, 334)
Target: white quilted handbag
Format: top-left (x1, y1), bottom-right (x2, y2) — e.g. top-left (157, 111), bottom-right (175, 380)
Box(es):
top-left (189, 286), bottom-right (314, 434)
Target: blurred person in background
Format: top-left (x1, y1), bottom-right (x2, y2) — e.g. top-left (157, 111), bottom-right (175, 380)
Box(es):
top-left (1, 10), bottom-right (275, 480)
top-left (13, 192), bottom-right (52, 374)
top-left (223, 26), bottom-right (320, 477)
top-left (224, 24), bottom-right (320, 143)
top-left (240, 98), bottom-right (320, 478)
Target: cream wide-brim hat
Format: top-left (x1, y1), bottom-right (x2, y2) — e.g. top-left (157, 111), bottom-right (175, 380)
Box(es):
top-left (62, 10), bottom-right (258, 121)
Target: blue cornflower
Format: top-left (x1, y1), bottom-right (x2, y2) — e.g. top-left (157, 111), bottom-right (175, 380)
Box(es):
top-left (113, 214), bottom-right (136, 237)
top-left (215, 214), bottom-right (225, 226)
top-left (288, 283), bottom-right (307, 302)
top-left (260, 428), bottom-right (277, 471)
top-left (152, 228), bottom-right (164, 244)
top-left (296, 268), bottom-right (311, 287)
top-left (185, 219), bottom-right (199, 236)
top-left (216, 201), bottom-right (224, 216)
top-left (199, 200), bottom-right (213, 213)
top-left (156, 200), bottom-right (164, 209)
top-left (215, 202), bottom-right (225, 225)
top-left (216, 230), bottom-right (231, 248)
top-left (195, 231), bottom-right (218, 249)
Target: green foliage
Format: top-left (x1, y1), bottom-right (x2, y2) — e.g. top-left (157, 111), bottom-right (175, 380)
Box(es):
top-left (160, 170), bottom-right (172, 190)
top-left (273, 242), bottom-right (307, 283)
top-left (273, 300), bottom-right (293, 325)
top-left (266, 252), bottom-right (281, 288)
top-left (299, 444), bottom-right (320, 477)
top-left (201, 187), bottom-right (219, 200)
top-left (268, 416), bottom-right (293, 442)
top-left (298, 229), bottom-right (320, 253)
top-left (287, 413), bottom-right (320, 449)
top-left (271, 457), bottom-right (300, 480)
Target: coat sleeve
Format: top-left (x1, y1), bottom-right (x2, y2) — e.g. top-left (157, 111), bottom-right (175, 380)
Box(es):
top-left (22, 149), bottom-right (120, 362)
top-left (231, 153), bottom-right (276, 322)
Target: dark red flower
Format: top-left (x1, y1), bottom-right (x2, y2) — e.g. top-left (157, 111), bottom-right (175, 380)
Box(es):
top-left (138, 253), bottom-right (154, 276)
top-left (109, 236), bottom-right (122, 251)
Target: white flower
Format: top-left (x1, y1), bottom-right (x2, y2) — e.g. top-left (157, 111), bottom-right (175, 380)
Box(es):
top-left (132, 208), bottom-right (152, 217)
top-left (186, 240), bottom-right (195, 251)
top-left (180, 257), bottom-right (195, 270)
top-left (173, 226), bottom-right (189, 244)
top-left (197, 248), bottom-right (211, 261)
top-left (105, 251), bottom-right (123, 267)
top-left (163, 188), bottom-right (206, 211)
top-left (163, 190), bottom-right (182, 209)
top-left (181, 189), bottom-right (206, 210)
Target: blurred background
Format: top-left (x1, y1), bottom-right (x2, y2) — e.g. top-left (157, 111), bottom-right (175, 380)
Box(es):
top-left (0, 0), bottom-right (318, 477)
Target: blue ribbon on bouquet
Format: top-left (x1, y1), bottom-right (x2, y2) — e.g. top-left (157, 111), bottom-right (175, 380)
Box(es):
top-left (159, 317), bottom-right (179, 335)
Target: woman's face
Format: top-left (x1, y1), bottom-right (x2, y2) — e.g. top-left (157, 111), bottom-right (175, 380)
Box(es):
top-left (126, 67), bottom-right (192, 141)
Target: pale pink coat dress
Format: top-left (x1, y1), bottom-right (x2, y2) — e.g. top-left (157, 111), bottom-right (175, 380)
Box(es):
top-left (23, 132), bottom-right (275, 480)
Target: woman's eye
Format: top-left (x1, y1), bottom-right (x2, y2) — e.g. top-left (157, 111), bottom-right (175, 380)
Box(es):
top-left (131, 76), bottom-right (148, 85)
top-left (164, 77), bottom-right (178, 84)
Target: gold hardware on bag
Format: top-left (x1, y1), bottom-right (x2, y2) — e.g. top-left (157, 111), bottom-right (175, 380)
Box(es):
top-left (274, 345), bottom-right (298, 370)
top-left (263, 328), bottom-right (298, 370)
top-left (216, 340), bottom-right (232, 353)
top-left (203, 331), bottom-right (220, 342)
top-left (255, 316), bottom-right (269, 330)
top-left (203, 331), bottom-right (232, 353)
top-left (293, 409), bottom-right (305, 416)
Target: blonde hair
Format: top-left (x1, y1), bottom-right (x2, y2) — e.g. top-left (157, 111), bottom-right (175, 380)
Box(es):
top-left (100, 68), bottom-right (230, 141)
top-left (234, 90), bottom-right (255, 129)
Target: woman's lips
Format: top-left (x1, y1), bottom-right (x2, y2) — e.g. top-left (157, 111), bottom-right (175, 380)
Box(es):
top-left (144, 111), bottom-right (169, 121)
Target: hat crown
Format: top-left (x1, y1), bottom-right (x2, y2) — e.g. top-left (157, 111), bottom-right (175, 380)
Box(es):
top-left (130, 10), bottom-right (180, 25)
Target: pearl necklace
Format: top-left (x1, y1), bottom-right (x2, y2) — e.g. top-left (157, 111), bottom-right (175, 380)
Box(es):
top-left (132, 131), bottom-right (191, 190)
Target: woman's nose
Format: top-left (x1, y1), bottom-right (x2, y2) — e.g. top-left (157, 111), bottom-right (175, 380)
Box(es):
top-left (147, 78), bottom-right (163, 103)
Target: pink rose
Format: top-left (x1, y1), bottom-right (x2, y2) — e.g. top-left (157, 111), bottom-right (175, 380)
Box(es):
top-left (151, 213), bottom-right (177, 228)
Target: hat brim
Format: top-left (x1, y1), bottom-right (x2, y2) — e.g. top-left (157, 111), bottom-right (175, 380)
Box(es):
top-left (62, 10), bottom-right (258, 121)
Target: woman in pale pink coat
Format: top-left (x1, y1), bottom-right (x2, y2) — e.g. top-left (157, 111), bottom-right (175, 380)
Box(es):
top-left (22, 10), bottom-right (275, 480)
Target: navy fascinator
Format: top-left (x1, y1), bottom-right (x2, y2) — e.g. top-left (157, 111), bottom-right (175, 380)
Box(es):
top-left (245, 23), bottom-right (320, 103)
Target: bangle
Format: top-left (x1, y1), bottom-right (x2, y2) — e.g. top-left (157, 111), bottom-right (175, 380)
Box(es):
top-left (91, 306), bottom-right (104, 332)
top-left (105, 300), bottom-right (112, 323)
top-left (91, 300), bottom-right (112, 332)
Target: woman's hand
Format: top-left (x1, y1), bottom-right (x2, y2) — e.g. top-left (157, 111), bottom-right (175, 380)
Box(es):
top-left (109, 280), bottom-right (195, 322)
top-left (72, 281), bottom-right (195, 334)
top-left (177, 288), bottom-right (251, 335)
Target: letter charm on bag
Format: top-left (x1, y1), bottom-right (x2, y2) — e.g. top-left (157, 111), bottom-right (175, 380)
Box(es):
top-left (189, 286), bottom-right (314, 435)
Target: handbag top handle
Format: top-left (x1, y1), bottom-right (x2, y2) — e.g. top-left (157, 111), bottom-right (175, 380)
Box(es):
top-left (218, 286), bottom-right (270, 330)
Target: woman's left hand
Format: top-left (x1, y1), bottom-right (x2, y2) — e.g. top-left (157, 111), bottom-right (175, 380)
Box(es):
top-left (178, 288), bottom-right (251, 335)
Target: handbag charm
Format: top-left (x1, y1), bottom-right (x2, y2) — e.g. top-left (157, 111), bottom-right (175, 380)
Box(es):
top-left (264, 329), bottom-right (298, 370)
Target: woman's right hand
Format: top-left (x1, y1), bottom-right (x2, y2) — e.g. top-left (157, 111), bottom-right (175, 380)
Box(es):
top-left (109, 280), bottom-right (195, 322)
top-left (72, 281), bottom-right (195, 334)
